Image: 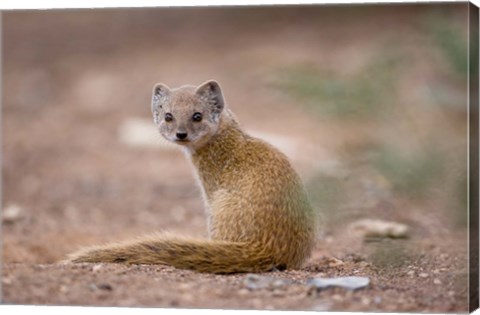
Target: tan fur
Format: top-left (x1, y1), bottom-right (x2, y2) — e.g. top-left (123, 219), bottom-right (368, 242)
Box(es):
top-left (65, 80), bottom-right (317, 273)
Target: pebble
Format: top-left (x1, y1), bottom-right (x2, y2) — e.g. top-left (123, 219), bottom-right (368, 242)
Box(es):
top-left (407, 270), bottom-right (415, 276)
top-left (243, 274), bottom-right (292, 290)
top-left (307, 276), bottom-right (370, 291)
top-left (433, 279), bottom-right (442, 285)
top-left (2, 204), bottom-right (23, 223)
top-left (349, 219), bottom-right (409, 238)
top-left (89, 283), bottom-right (113, 291)
top-left (419, 273), bottom-right (429, 278)
top-left (97, 283), bottom-right (113, 291)
top-left (88, 284), bottom-right (97, 291)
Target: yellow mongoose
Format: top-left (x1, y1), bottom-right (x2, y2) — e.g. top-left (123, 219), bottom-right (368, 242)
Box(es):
top-left (65, 80), bottom-right (317, 273)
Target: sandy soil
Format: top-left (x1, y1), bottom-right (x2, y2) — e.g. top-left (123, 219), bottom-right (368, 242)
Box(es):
top-left (2, 4), bottom-right (472, 312)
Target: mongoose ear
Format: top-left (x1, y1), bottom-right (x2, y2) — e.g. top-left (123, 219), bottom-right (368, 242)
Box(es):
top-left (152, 83), bottom-right (170, 125)
top-left (195, 80), bottom-right (225, 117)
top-left (152, 83), bottom-right (170, 111)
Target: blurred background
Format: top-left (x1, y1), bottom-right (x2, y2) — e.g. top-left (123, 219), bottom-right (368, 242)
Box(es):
top-left (2, 3), bottom-right (471, 310)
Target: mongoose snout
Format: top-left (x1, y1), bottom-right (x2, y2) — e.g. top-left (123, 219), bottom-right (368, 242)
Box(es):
top-left (176, 132), bottom-right (188, 140)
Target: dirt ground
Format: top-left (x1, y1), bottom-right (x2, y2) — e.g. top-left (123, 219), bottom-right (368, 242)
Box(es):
top-left (1, 4), bottom-right (474, 312)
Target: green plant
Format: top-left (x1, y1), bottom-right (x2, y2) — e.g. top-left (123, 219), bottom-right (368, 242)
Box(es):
top-left (371, 146), bottom-right (445, 199)
top-left (427, 16), bottom-right (469, 79)
top-left (272, 52), bottom-right (401, 119)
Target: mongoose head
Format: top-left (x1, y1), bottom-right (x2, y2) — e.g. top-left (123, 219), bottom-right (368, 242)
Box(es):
top-left (151, 80), bottom-right (225, 150)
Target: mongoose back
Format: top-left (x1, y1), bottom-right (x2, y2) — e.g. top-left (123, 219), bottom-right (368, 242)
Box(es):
top-left (65, 80), bottom-right (317, 273)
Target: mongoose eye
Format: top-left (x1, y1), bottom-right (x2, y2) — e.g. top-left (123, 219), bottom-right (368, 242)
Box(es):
top-left (165, 113), bottom-right (173, 122)
top-left (192, 112), bottom-right (203, 122)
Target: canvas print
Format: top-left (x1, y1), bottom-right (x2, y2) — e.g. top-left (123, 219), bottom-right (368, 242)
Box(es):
top-left (2, 2), bottom-right (478, 313)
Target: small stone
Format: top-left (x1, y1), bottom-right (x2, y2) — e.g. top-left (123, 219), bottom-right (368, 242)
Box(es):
top-left (407, 270), bottom-right (415, 276)
top-left (2, 204), bottom-right (23, 223)
top-left (350, 219), bottom-right (409, 238)
top-left (419, 273), bottom-right (429, 278)
top-left (97, 283), bottom-right (113, 291)
top-left (244, 274), bottom-right (269, 290)
top-left (307, 276), bottom-right (370, 291)
top-left (433, 278), bottom-right (441, 285)
top-left (243, 274), bottom-right (292, 290)
top-left (272, 279), bottom-right (291, 288)
top-left (373, 296), bottom-right (382, 304)
top-left (88, 284), bottom-right (97, 291)
top-left (448, 290), bottom-right (455, 296)
top-left (89, 283), bottom-right (113, 291)
top-left (92, 264), bottom-right (103, 272)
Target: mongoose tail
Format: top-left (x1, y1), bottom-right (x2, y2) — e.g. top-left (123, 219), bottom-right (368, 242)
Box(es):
top-left (65, 234), bottom-right (277, 274)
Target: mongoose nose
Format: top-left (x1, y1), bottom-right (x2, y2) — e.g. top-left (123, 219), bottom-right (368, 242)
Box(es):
top-left (176, 132), bottom-right (188, 140)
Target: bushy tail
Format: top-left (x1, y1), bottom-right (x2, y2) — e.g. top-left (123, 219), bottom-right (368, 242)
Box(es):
top-left (64, 233), bottom-right (276, 274)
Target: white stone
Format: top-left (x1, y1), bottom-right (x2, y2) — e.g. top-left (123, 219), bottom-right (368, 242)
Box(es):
top-left (2, 204), bottom-right (23, 223)
top-left (349, 219), bottom-right (409, 238)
